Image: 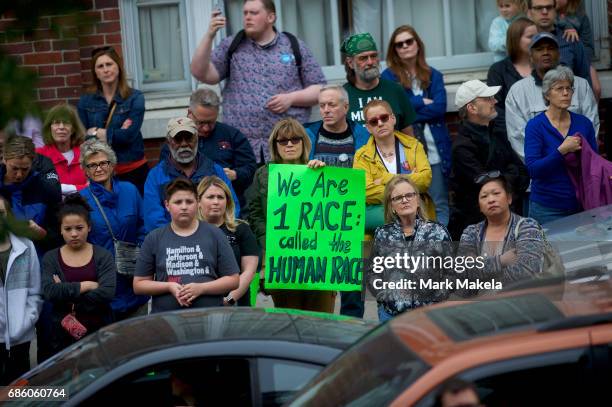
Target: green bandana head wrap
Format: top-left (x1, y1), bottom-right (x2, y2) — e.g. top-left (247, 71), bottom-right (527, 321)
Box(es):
top-left (341, 33), bottom-right (377, 56)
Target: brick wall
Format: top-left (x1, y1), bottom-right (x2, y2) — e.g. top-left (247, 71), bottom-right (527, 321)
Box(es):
top-left (0, 0), bottom-right (121, 110)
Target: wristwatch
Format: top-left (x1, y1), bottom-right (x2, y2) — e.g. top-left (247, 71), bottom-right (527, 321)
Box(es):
top-left (225, 295), bottom-right (236, 305)
top-left (86, 128), bottom-right (98, 141)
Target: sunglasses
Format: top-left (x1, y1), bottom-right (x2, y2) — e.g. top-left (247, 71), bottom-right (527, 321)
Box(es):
top-left (91, 45), bottom-right (115, 57)
top-left (366, 114), bottom-right (391, 127)
top-left (474, 170), bottom-right (502, 184)
top-left (276, 137), bottom-right (303, 146)
top-left (394, 38), bottom-right (416, 49)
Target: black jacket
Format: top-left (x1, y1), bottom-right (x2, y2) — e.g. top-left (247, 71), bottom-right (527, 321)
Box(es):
top-left (0, 159), bottom-right (62, 254)
top-left (487, 57), bottom-right (524, 139)
top-left (449, 121), bottom-right (529, 237)
top-left (41, 245), bottom-right (116, 353)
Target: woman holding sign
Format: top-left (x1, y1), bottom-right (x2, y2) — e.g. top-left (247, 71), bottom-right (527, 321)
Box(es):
top-left (354, 100), bottom-right (433, 233)
top-left (246, 118), bottom-right (333, 313)
top-left (369, 175), bottom-right (451, 322)
top-left (198, 176), bottom-right (259, 306)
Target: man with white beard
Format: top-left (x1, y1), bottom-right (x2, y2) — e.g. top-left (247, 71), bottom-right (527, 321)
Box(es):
top-left (143, 117), bottom-right (239, 232)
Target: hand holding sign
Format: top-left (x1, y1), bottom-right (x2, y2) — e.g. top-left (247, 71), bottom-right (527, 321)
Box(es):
top-left (265, 164), bottom-right (366, 291)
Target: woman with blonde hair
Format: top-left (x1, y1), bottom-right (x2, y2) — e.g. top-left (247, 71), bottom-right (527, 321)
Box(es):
top-left (353, 99), bottom-right (433, 232)
top-left (245, 118), bottom-right (332, 312)
top-left (198, 176), bottom-right (259, 306)
top-left (368, 175), bottom-right (451, 322)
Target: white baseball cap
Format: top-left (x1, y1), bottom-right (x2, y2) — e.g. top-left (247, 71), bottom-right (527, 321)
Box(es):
top-left (455, 80), bottom-right (501, 109)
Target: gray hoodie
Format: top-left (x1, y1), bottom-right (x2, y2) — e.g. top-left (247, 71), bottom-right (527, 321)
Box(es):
top-left (0, 233), bottom-right (42, 349)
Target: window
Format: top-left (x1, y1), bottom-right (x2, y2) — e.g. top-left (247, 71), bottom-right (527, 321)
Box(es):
top-left (85, 358), bottom-right (252, 406)
top-left (257, 358), bottom-right (323, 406)
top-left (134, 0), bottom-right (190, 91)
top-left (415, 347), bottom-right (598, 406)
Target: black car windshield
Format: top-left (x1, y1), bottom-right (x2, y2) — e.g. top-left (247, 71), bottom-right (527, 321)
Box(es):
top-left (289, 324), bottom-right (429, 406)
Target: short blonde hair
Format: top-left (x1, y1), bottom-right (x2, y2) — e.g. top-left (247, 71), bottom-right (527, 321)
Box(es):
top-left (80, 139), bottom-right (117, 169)
top-left (363, 99), bottom-right (393, 121)
top-left (268, 118), bottom-right (311, 164)
top-left (383, 175), bottom-right (427, 223)
top-left (197, 176), bottom-right (243, 232)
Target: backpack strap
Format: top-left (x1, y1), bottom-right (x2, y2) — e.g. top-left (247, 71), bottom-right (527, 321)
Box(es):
top-left (225, 29), bottom-right (304, 86)
top-left (283, 31), bottom-right (304, 87)
top-left (225, 29), bottom-right (247, 80)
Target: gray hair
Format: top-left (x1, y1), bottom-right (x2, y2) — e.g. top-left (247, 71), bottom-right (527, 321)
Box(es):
top-left (189, 88), bottom-right (221, 110)
top-left (80, 139), bottom-right (117, 168)
top-left (542, 65), bottom-right (574, 106)
top-left (458, 105), bottom-right (468, 121)
top-left (320, 84), bottom-right (349, 104)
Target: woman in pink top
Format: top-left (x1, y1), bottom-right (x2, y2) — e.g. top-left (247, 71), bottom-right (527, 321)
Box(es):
top-left (37, 104), bottom-right (88, 196)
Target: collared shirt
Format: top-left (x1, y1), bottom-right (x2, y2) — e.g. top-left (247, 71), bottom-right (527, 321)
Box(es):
top-left (211, 31), bottom-right (326, 162)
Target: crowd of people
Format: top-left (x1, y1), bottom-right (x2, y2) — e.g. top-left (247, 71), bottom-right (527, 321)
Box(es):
top-left (0, 0), bottom-right (609, 384)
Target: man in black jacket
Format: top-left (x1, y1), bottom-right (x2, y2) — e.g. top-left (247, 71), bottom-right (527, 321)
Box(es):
top-left (448, 80), bottom-right (529, 240)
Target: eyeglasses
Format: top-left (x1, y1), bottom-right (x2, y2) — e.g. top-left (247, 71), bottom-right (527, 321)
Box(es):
top-left (530, 4), bottom-right (555, 12)
top-left (276, 137), bottom-right (303, 146)
top-left (51, 120), bottom-right (72, 127)
top-left (391, 192), bottom-right (418, 203)
top-left (172, 133), bottom-right (196, 144)
top-left (474, 170), bottom-right (502, 184)
top-left (188, 111), bottom-right (216, 128)
top-left (366, 114), bottom-right (391, 127)
top-left (85, 160), bottom-right (112, 171)
top-left (551, 85), bottom-right (574, 93)
top-left (91, 45), bottom-right (114, 57)
top-left (394, 38), bottom-right (416, 49)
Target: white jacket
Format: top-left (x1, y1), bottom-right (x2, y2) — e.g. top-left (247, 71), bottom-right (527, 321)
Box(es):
top-left (0, 233), bottom-right (42, 349)
top-left (505, 74), bottom-right (599, 162)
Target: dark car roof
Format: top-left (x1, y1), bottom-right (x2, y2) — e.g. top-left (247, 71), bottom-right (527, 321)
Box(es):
top-left (24, 307), bottom-right (374, 381)
top-left (100, 307), bottom-right (373, 363)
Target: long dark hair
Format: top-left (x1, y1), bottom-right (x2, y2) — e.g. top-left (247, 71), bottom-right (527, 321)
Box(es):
top-left (57, 193), bottom-right (92, 227)
top-left (386, 25), bottom-right (431, 90)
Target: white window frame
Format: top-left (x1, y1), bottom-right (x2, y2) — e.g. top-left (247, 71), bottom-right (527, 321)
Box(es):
top-left (119, 0), bottom-right (211, 94)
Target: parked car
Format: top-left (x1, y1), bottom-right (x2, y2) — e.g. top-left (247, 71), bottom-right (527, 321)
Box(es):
top-left (3, 308), bottom-right (374, 406)
top-left (289, 275), bottom-right (612, 406)
top-left (544, 204), bottom-right (612, 275)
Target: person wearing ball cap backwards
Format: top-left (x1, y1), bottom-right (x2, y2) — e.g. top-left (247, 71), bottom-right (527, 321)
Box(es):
top-left (448, 80), bottom-right (529, 240)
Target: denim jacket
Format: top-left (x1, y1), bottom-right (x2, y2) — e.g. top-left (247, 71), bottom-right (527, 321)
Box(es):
top-left (77, 89), bottom-right (145, 164)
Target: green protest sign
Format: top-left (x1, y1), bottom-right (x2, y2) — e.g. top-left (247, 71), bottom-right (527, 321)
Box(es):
top-left (265, 164), bottom-right (366, 291)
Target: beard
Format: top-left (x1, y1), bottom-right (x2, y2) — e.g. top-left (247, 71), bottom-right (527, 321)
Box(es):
top-left (171, 146), bottom-right (196, 164)
top-left (355, 65), bottom-right (380, 83)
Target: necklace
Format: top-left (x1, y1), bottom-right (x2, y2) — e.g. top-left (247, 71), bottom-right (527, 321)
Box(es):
top-left (380, 149), bottom-right (395, 159)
